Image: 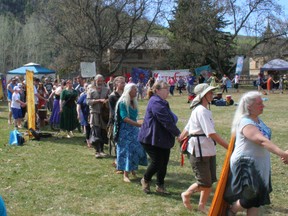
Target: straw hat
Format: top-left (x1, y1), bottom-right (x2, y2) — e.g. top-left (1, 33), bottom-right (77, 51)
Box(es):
top-left (190, 83), bottom-right (217, 108)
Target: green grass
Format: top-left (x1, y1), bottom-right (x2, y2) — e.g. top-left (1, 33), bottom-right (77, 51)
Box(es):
top-left (1, 88), bottom-right (288, 215)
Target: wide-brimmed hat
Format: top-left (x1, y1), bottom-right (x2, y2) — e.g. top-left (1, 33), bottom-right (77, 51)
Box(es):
top-left (190, 83), bottom-right (217, 108)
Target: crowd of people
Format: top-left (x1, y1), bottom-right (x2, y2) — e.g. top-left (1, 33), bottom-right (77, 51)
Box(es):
top-left (5, 72), bottom-right (288, 215)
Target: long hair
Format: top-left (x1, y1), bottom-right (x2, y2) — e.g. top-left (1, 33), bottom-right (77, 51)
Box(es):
top-left (115, 83), bottom-right (138, 118)
top-left (231, 91), bottom-right (262, 133)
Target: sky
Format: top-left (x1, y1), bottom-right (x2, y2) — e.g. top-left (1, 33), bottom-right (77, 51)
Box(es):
top-left (159, 0), bottom-right (288, 28)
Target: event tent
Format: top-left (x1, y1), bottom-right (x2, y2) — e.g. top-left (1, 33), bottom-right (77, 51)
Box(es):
top-left (7, 62), bottom-right (56, 81)
top-left (8, 62), bottom-right (55, 74)
top-left (260, 59), bottom-right (288, 72)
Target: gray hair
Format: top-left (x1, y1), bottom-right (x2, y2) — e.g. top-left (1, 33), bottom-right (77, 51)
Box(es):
top-left (94, 74), bottom-right (104, 81)
top-left (115, 83), bottom-right (138, 118)
top-left (231, 91), bottom-right (262, 133)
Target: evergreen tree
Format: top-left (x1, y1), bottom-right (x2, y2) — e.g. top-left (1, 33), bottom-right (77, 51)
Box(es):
top-left (169, 0), bottom-right (236, 74)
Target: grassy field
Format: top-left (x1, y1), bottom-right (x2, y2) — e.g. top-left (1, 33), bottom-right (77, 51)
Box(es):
top-left (0, 88), bottom-right (288, 216)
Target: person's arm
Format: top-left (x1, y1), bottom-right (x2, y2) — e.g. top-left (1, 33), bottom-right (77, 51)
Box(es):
top-left (243, 124), bottom-right (288, 161)
top-left (209, 133), bottom-right (228, 149)
top-left (7, 83), bottom-right (13, 93)
top-left (86, 91), bottom-right (106, 105)
top-left (48, 90), bottom-right (55, 100)
top-left (76, 104), bottom-right (81, 120)
top-left (15, 99), bottom-right (26, 107)
top-left (123, 117), bottom-right (141, 127)
top-left (179, 129), bottom-right (189, 142)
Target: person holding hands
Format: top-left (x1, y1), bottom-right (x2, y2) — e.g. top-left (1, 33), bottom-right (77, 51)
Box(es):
top-left (224, 91), bottom-right (288, 216)
top-left (138, 80), bottom-right (181, 194)
top-left (179, 83), bottom-right (228, 213)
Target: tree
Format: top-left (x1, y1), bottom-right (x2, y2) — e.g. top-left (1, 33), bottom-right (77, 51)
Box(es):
top-left (169, 0), bottom-right (287, 74)
top-left (39, 0), bottom-right (165, 76)
top-left (169, 0), bottom-right (236, 74)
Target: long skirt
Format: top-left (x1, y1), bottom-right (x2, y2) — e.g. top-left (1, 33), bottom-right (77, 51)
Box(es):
top-left (60, 104), bottom-right (79, 131)
top-left (116, 122), bottom-right (147, 172)
top-left (50, 99), bottom-right (60, 125)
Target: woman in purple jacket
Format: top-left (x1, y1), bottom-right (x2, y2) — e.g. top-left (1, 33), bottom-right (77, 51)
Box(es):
top-left (138, 80), bottom-right (181, 194)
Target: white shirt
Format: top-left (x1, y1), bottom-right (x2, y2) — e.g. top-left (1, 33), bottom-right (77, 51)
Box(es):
top-left (34, 85), bottom-right (38, 105)
top-left (11, 92), bottom-right (21, 109)
top-left (184, 105), bottom-right (216, 157)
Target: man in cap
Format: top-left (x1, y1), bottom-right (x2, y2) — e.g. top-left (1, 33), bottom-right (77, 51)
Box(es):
top-left (11, 86), bottom-right (26, 128)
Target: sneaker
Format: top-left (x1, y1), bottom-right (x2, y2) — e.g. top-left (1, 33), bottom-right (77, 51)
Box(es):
top-left (95, 152), bottom-right (102, 158)
top-left (156, 185), bottom-right (170, 195)
top-left (141, 178), bottom-right (150, 194)
top-left (100, 152), bottom-right (107, 157)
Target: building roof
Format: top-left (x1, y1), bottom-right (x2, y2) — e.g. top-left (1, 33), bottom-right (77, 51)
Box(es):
top-left (112, 36), bottom-right (170, 50)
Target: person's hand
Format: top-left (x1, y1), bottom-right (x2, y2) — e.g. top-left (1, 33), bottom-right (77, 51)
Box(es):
top-left (176, 136), bottom-right (182, 143)
top-left (99, 99), bottom-right (106, 103)
top-left (281, 150), bottom-right (288, 164)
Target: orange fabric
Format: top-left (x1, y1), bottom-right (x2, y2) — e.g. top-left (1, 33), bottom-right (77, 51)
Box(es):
top-left (180, 136), bottom-right (189, 166)
top-left (208, 135), bottom-right (235, 216)
top-left (267, 77), bottom-right (272, 90)
top-left (26, 70), bottom-right (35, 132)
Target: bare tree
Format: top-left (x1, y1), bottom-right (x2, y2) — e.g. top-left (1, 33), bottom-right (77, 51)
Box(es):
top-left (169, 0), bottom-right (288, 74)
top-left (220, 0), bottom-right (288, 62)
top-left (39, 0), bottom-right (165, 76)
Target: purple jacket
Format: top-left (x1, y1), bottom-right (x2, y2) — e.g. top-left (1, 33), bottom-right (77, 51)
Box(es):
top-left (138, 95), bottom-right (180, 149)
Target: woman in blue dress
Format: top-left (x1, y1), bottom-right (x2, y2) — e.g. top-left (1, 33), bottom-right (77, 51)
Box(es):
top-left (224, 91), bottom-right (288, 216)
top-left (114, 83), bottom-right (147, 183)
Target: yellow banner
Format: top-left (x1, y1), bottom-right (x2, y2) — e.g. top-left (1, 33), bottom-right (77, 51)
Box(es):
top-left (26, 70), bottom-right (35, 131)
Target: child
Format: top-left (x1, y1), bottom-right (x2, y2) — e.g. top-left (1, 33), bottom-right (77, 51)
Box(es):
top-left (11, 86), bottom-right (26, 128)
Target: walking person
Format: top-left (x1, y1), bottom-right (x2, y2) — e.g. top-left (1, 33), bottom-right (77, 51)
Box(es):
top-left (77, 83), bottom-right (91, 147)
top-left (114, 83), bottom-right (147, 182)
top-left (86, 74), bottom-right (110, 158)
top-left (179, 83), bottom-right (228, 213)
top-left (177, 76), bottom-right (185, 95)
top-left (108, 76), bottom-right (125, 171)
top-left (224, 91), bottom-right (288, 216)
top-left (220, 74), bottom-right (230, 93)
top-left (187, 73), bottom-right (196, 94)
top-left (138, 80), bottom-right (181, 194)
top-left (59, 80), bottom-right (80, 138)
top-left (231, 73), bottom-right (240, 93)
top-left (168, 76), bottom-right (176, 96)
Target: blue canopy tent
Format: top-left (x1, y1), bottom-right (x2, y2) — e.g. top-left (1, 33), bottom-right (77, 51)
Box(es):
top-left (260, 59), bottom-right (288, 72)
top-left (7, 62), bottom-right (56, 80)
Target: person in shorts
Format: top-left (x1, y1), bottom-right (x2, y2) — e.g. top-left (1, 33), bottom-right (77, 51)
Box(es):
top-left (11, 86), bottom-right (26, 128)
top-left (179, 83), bottom-right (228, 213)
